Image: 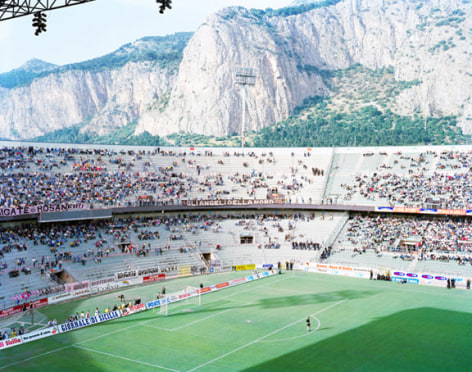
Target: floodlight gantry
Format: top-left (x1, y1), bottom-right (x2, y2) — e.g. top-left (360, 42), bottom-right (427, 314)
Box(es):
top-left (235, 67), bottom-right (257, 148)
top-left (0, 0), bottom-right (96, 22)
top-left (0, 0), bottom-right (172, 35)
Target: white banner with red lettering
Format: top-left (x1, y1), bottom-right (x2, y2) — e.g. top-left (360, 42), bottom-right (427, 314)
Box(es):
top-left (0, 337), bottom-right (22, 350)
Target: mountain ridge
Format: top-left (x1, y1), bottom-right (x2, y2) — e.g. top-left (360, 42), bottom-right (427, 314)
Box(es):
top-left (0, 0), bottom-right (471, 144)
top-left (136, 0), bottom-right (472, 138)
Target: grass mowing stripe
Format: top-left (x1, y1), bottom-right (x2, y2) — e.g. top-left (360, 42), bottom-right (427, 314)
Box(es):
top-left (4, 272), bottom-right (471, 371)
top-left (144, 308), bottom-right (237, 332)
top-left (0, 345), bottom-right (71, 370)
top-left (73, 345), bottom-right (180, 371)
top-left (78, 277), bottom-right (283, 343)
top-left (0, 275), bottom-right (285, 371)
top-left (259, 316), bottom-right (322, 343)
top-left (187, 299), bottom-right (347, 372)
top-left (0, 315), bottom-right (159, 371)
top-left (138, 276), bottom-right (288, 333)
top-left (144, 303), bottom-right (252, 332)
top-left (203, 276), bottom-right (288, 304)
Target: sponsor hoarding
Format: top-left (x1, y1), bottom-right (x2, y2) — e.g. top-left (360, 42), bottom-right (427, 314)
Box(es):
top-left (115, 270), bottom-right (138, 281)
top-left (90, 277), bottom-right (115, 287)
top-left (0, 203), bottom-right (87, 217)
top-left (0, 337), bottom-right (22, 350)
top-left (58, 311), bottom-right (121, 333)
top-left (49, 292), bottom-right (73, 304)
top-left (228, 277), bottom-right (247, 286)
top-left (215, 282), bottom-right (229, 289)
top-left (143, 273), bottom-right (166, 283)
top-left (376, 206), bottom-right (469, 216)
top-left (21, 327), bottom-right (60, 343)
top-left (0, 298), bottom-right (48, 319)
top-left (65, 280), bottom-right (90, 293)
top-left (120, 303), bottom-right (146, 317)
top-left (233, 264), bottom-right (256, 271)
top-left (146, 299), bottom-right (163, 310)
top-left (182, 199), bottom-right (279, 207)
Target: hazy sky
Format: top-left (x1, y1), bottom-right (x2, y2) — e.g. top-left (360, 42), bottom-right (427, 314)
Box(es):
top-left (0, 0), bottom-right (293, 73)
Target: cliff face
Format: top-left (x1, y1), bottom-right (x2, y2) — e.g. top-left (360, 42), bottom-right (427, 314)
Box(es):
top-left (136, 0), bottom-right (472, 136)
top-left (0, 0), bottom-right (471, 141)
top-left (0, 63), bottom-right (173, 139)
top-left (0, 33), bottom-right (191, 140)
top-left (136, 6), bottom-right (331, 137)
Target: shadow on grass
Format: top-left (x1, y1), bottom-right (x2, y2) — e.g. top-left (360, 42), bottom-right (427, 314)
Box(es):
top-left (103, 289), bottom-right (380, 327)
top-left (242, 307), bottom-right (472, 372)
top-left (257, 289), bottom-right (380, 309)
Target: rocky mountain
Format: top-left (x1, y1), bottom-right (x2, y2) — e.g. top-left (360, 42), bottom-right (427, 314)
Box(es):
top-left (0, 33), bottom-right (191, 140)
top-left (137, 0), bottom-right (472, 138)
top-left (0, 0), bottom-right (472, 142)
top-left (0, 58), bottom-right (58, 90)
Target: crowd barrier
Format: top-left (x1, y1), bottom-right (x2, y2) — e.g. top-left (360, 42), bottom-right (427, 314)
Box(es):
top-left (375, 206), bottom-right (472, 216)
top-left (301, 262), bottom-right (470, 288)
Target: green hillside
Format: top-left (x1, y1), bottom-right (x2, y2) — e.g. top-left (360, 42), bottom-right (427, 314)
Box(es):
top-left (32, 121), bottom-right (166, 146)
top-left (160, 64), bottom-right (471, 148)
top-left (32, 64), bottom-right (470, 148)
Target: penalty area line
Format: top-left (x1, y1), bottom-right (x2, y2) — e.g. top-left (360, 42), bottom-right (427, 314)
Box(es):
top-left (187, 299), bottom-right (346, 372)
top-left (0, 276), bottom-right (287, 371)
top-left (0, 312), bottom-right (164, 371)
top-left (144, 303), bottom-right (252, 332)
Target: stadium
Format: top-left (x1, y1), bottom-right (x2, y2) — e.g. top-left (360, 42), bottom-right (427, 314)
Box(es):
top-left (1, 0), bottom-right (472, 371)
top-left (0, 142), bottom-right (472, 371)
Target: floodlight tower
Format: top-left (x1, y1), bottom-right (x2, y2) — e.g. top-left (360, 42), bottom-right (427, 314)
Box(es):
top-left (235, 67), bottom-right (257, 148)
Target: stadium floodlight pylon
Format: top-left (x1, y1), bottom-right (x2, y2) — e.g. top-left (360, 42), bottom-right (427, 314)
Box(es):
top-left (235, 67), bottom-right (257, 148)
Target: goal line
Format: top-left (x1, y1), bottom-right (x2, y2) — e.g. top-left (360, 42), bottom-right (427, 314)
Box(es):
top-left (155, 286), bottom-right (201, 316)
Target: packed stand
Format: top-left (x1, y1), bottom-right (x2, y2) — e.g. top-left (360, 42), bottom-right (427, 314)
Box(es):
top-left (337, 214), bottom-right (472, 263)
top-left (0, 145), bottom-right (328, 210)
top-left (330, 149), bottom-right (472, 209)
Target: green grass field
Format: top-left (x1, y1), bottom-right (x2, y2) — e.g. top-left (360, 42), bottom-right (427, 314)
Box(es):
top-left (1, 270), bottom-right (471, 372)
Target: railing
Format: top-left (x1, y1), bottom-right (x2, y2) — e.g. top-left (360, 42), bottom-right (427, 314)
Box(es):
top-left (324, 212), bottom-right (349, 248)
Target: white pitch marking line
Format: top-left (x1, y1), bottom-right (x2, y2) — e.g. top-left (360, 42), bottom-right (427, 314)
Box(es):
top-left (73, 345), bottom-right (179, 371)
top-left (259, 316), bottom-right (322, 343)
top-left (0, 310), bottom-right (163, 371)
top-left (0, 315), bottom-right (158, 371)
top-left (188, 299), bottom-right (347, 372)
top-left (143, 324), bottom-right (172, 331)
top-left (145, 308), bottom-right (236, 332)
top-left (0, 276), bottom-right (284, 370)
top-left (0, 345), bottom-right (71, 371)
top-left (204, 277), bottom-right (288, 304)
top-left (145, 303), bottom-right (252, 332)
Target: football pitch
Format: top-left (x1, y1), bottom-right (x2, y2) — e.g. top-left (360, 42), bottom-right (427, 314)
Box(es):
top-left (1, 270), bottom-right (471, 372)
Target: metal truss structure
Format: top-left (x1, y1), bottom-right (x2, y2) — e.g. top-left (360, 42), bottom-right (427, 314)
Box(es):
top-left (0, 0), bottom-right (96, 22)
